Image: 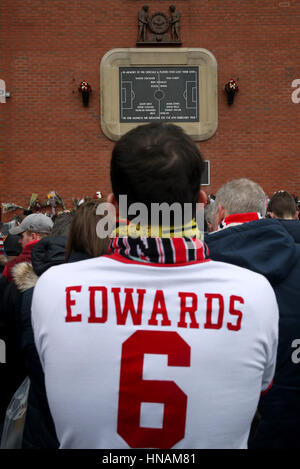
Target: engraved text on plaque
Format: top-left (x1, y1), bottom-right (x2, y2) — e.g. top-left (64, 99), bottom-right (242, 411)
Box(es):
top-left (119, 66), bottom-right (199, 123)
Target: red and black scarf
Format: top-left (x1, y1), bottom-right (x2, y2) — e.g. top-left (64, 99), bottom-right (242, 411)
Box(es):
top-left (219, 212), bottom-right (262, 230)
top-left (109, 236), bottom-right (209, 264)
top-left (108, 219), bottom-right (209, 265)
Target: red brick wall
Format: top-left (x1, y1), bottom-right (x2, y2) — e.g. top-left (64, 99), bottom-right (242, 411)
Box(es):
top-left (1, 0), bottom-right (300, 220)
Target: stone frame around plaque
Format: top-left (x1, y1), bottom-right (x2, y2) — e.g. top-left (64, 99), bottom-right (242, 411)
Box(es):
top-left (100, 48), bottom-right (218, 141)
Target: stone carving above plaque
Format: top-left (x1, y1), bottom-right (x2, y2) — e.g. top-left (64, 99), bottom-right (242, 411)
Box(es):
top-left (137, 5), bottom-right (182, 46)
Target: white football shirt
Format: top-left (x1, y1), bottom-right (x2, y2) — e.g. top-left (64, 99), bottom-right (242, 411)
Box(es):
top-left (32, 254), bottom-right (278, 449)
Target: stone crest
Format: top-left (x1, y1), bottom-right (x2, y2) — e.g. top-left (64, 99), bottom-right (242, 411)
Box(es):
top-left (137, 5), bottom-right (181, 46)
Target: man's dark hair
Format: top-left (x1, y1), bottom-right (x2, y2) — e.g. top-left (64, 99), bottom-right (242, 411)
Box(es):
top-left (268, 190), bottom-right (297, 219)
top-left (111, 122), bottom-right (205, 218)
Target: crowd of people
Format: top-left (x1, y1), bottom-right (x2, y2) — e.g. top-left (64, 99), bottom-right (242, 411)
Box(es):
top-left (0, 122), bottom-right (299, 449)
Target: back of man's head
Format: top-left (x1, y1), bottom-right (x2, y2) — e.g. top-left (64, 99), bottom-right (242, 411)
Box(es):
top-left (110, 122), bottom-right (205, 216)
top-left (268, 190), bottom-right (297, 219)
top-left (214, 178), bottom-right (267, 217)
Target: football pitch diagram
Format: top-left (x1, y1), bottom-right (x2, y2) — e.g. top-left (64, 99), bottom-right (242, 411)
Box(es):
top-left (119, 67), bottom-right (199, 123)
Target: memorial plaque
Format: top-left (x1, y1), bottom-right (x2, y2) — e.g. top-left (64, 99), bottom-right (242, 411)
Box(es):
top-left (119, 66), bottom-right (199, 123)
top-left (100, 48), bottom-right (218, 141)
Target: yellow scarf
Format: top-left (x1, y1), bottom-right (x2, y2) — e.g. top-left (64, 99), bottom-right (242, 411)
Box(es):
top-left (111, 218), bottom-right (202, 240)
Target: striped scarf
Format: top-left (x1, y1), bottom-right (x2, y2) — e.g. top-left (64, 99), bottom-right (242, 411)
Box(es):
top-left (108, 219), bottom-right (208, 265)
top-left (219, 212), bottom-right (262, 230)
top-left (0, 235), bottom-right (4, 256)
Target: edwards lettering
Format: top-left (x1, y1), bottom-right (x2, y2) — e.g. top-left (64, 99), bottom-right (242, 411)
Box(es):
top-left (65, 286), bottom-right (244, 331)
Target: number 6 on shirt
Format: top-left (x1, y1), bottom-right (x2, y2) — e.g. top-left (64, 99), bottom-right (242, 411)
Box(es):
top-left (117, 330), bottom-right (191, 448)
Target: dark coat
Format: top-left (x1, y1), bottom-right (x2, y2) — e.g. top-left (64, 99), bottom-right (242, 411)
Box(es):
top-left (205, 218), bottom-right (300, 448)
top-left (276, 219), bottom-right (300, 244)
top-left (11, 236), bottom-right (67, 448)
top-left (0, 240), bottom-right (43, 424)
top-left (0, 278), bottom-right (26, 424)
top-left (19, 287), bottom-right (59, 448)
top-left (67, 250), bottom-right (92, 263)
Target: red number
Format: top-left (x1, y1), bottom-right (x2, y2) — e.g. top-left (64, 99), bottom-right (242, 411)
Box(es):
top-left (117, 330), bottom-right (190, 448)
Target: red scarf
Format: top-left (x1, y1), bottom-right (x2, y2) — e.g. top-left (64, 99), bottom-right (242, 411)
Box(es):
top-left (219, 212), bottom-right (262, 229)
top-left (3, 239), bottom-right (40, 283)
top-left (108, 236), bottom-right (209, 265)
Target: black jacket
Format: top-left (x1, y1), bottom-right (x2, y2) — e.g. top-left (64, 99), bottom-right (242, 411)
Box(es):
top-left (12, 236), bottom-right (67, 448)
top-left (0, 276), bottom-right (26, 424)
top-left (205, 218), bottom-right (300, 448)
top-left (276, 219), bottom-right (300, 244)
